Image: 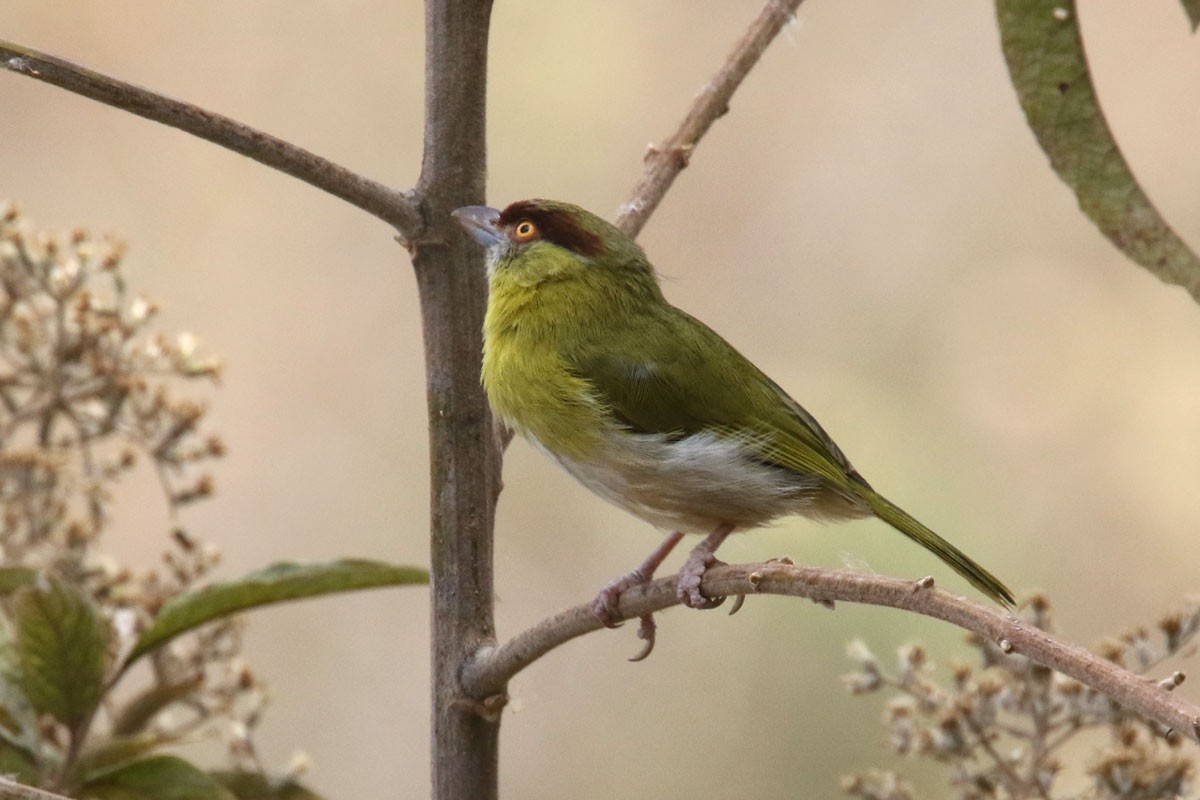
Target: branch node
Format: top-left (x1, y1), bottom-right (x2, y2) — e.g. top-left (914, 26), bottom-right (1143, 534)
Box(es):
top-left (999, 638), bottom-right (1014, 654)
top-left (644, 141), bottom-right (696, 169)
top-left (394, 232), bottom-right (416, 255)
top-left (913, 575), bottom-right (936, 593)
top-left (5, 56), bottom-right (38, 76)
top-left (450, 693), bottom-right (508, 722)
top-left (406, 232), bottom-right (452, 263)
top-left (1158, 671), bottom-right (1186, 691)
top-left (812, 596), bottom-right (836, 611)
top-left (747, 569), bottom-right (764, 590)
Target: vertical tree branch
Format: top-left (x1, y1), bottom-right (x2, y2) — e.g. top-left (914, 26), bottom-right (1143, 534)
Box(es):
top-left (412, 1), bottom-right (501, 799)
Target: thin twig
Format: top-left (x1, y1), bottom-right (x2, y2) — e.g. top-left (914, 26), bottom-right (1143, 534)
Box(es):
top-left (961, 711), bottom-right (1040, 799)
top-left (616, 0), bottom-right (805, 238)
top-left (0, 40), bottom-right (422, 238)
top-left (0, 778), bottom-right (76, 800)
top-left (461, 563), bottom-right (1200, 744)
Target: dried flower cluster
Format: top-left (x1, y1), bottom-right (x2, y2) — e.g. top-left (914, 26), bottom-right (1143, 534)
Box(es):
top-left (841, 594), bottom-right (1200, 800)
top-left (108, 530), bottom-right (274, 774)
top-left (0, 204), bottom-right (284, 787)
top-left (0, 201), bottom-right (222, 571)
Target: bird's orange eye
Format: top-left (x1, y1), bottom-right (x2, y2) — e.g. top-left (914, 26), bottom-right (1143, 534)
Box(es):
top-left (513, 220), bottom-right (538, 242)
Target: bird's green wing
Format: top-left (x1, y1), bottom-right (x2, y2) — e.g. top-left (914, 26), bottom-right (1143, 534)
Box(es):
top-left (571, 305), bottom-right (1014, 607)
top-left (568, 306), bottom-right (866, 491)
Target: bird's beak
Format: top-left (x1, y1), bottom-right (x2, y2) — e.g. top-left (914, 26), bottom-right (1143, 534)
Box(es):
top-left (451, 205), bottom-right (503, 248)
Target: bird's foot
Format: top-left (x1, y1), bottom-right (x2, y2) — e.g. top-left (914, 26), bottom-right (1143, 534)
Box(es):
top-left (590, 531), bottom-right (686, 661)
top-left (676, 522), bottom-right (736, 610)
top-left (676, 555), bottom-right (727, 609)
top-left (589, 580), bottom-right (660, 661)
top-left (590, 570), bottom-right (649, 629)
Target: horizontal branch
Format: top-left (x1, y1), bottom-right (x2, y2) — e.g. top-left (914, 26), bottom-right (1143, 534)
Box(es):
top-left (0, 40), bottom-right (422, 238)
top-left (462, 562), bottom-right (1200, 743)
top-left (617, 0), bottom-right (806, 238)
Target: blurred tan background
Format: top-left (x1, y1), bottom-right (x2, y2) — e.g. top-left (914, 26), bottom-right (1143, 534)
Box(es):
top-left (4, 1), bottom-right (1200, 797)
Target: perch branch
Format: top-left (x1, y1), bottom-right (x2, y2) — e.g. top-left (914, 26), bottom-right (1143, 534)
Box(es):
top-left (462, 562), bottom-right (1200, 743)
top-left (0, 40), bottom-right (421, 238)
top-left (616, 0), bottom-right (806, 238)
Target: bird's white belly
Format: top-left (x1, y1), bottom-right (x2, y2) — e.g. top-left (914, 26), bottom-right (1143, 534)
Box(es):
top-left (529, 429), bottom-right (834, 535)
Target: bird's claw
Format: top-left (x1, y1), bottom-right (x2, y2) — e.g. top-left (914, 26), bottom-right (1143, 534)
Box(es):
top-left (728, 594), bottom-right (746, 615)
top-left (590, 530), bottom-right (689, 661)
top-left (681, 586), bottom-right (726, 610)
top-left (629, 614), bottom-right (658, 662)
top-left (590, 577), bottom-right (638, 629)
top-left (591, 576), bottom-right (663, 661)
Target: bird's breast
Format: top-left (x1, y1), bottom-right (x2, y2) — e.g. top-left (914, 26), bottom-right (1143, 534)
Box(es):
top-left (482, 321), bottom-right (611, 464)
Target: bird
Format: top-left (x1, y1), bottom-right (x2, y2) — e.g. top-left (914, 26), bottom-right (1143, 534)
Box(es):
top-left (453, 199), bottom-right (1014, 659)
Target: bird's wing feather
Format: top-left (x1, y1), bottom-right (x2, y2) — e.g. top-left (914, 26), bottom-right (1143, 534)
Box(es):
top-left (568, 306), bottom-right (867, 491)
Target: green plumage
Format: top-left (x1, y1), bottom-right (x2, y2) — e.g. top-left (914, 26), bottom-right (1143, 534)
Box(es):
top-left (457, 199), bottom-right (1014, 608)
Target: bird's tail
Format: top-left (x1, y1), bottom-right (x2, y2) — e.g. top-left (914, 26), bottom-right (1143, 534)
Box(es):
top-left (861, 489), bottom-right (1014, 607)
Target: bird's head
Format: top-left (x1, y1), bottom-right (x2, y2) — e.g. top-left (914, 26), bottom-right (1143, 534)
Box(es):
top-left (452, 199), bottom-right (654, 289)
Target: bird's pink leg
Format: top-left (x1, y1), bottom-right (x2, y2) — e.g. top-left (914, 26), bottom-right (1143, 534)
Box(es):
top-left (591, 530), bottom-right (684, 626)
top-left (590, 530), bottom-right (685, 661)
top-left (677, 522), bottom-right (735, 609)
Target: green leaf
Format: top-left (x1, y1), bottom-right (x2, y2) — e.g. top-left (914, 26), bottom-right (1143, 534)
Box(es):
top-left (111, 673), bottom-right (205, 736)
top-left (78, 755), bottom-right (237, 800)
top-left (0, 657), bottom-right (44, 775)
top-left (1182, 0), bottom-right (1200, 32)
top-left (996, 0), bottom-right (1200, 300)
top-left (0, 737), bottom-right (39, 784)
top-left (127, 560), bottom-right (428, 665)
top-left (10, 580), bottom-right (110, 729)
top-left (210, 770), bottom-right (325, 800)
top-left (75, 733), bottom-right (167, 784)
top-left (0, 567), bottom-right (37, 595)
